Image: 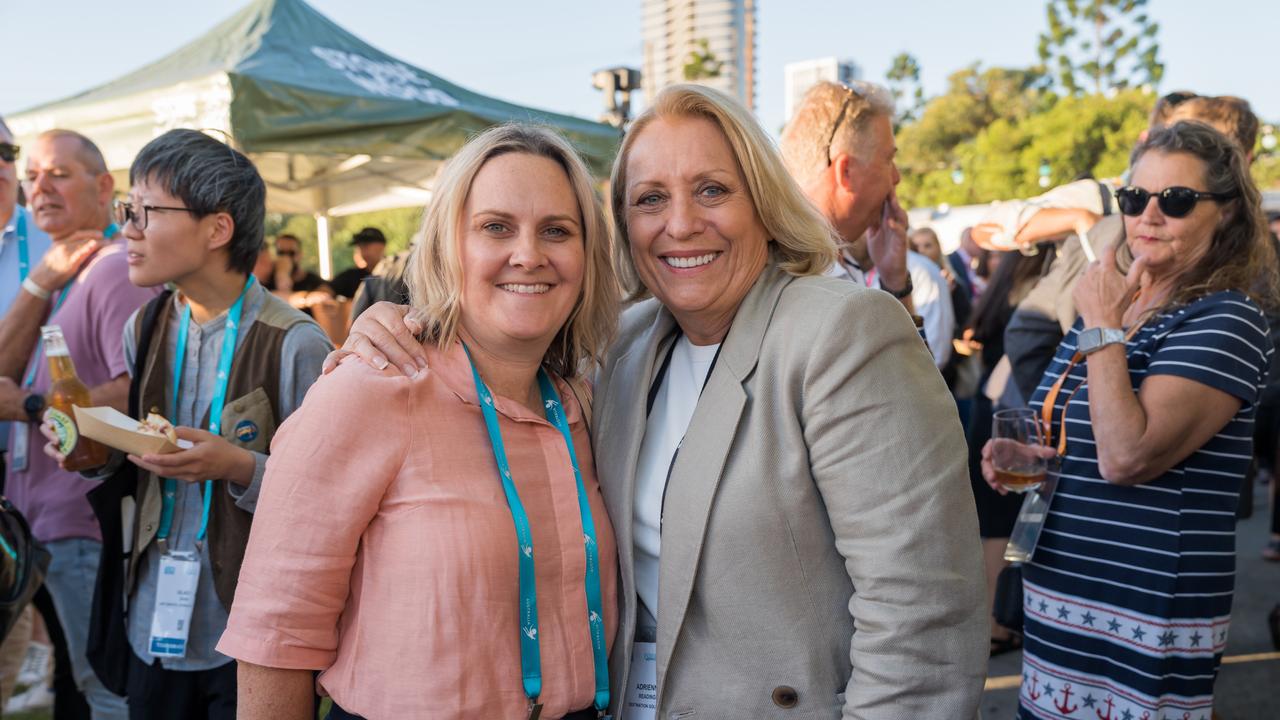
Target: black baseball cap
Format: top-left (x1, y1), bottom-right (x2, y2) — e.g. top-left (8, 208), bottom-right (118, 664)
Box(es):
top-left (350, 227), bottom-right (387, 246)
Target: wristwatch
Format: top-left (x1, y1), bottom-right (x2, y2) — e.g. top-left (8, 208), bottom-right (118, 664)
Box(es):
top-left (23, 393), bottom-right (46, 424)
top-left (881, 274), bottom-right (913, 299)
top-left (1077, 327), bottom-right (1126, 355)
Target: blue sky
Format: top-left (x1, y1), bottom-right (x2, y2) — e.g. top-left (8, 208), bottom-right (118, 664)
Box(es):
top-left (2, 0), bottom-right (1274, 135)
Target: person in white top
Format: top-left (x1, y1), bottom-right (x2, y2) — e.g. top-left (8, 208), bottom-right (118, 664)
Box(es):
top-left (631, 336), bottom-right (718, 630)
top-left (828, 249), bottom-right (954, 368)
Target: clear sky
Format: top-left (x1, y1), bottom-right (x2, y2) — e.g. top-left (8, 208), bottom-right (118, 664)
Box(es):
top-left (2, 0), bottom-right (1274, 134)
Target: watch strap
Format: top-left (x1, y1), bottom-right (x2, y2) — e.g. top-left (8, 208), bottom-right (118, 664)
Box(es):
top-left (23, 393), bottom-right (46, 424)
top-left (882, 274), bottom-right (913, 299)
top-left (1079, 327), bottom-right (1126, 355)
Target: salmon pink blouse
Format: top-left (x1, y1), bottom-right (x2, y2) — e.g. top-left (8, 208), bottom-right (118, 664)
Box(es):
top-left (218, 341), bottom-right (618, 719)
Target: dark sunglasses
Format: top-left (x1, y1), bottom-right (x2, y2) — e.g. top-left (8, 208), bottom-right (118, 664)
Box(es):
top-left (0, 143), bottom-right (18, 163)
top-left (276, 249), bottom-right (298, 257)
top-left (1115, 185), bottom-right (1237, 219)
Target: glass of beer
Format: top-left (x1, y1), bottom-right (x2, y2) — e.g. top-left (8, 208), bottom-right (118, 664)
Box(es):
top-left (991, 408), bottom-right (1048, 493)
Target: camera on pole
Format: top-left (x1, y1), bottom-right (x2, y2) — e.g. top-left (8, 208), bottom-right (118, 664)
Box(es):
top-left (592, 67), bottom-right (641, 130)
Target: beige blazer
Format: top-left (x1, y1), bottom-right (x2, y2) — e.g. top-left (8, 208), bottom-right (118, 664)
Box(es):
top-left (593, 265), bottom-right (988, 719)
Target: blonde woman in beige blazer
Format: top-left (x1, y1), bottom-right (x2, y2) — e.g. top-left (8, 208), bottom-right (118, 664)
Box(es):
top-left (338, 86), bottom-right (988, 719)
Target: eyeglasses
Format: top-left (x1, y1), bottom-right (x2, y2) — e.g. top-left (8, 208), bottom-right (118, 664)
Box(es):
top-left (0, 143), bottom-right (18, 163)
top-left (1115, 185), bottom-right (1238, 219)
top-left (113, 199), bottom-right (197, 230)
top-left (276, 249), bottom-right (297, 257)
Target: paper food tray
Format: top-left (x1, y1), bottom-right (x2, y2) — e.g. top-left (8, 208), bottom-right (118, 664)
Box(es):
top-left (73, 406), bottom-right (192, 456)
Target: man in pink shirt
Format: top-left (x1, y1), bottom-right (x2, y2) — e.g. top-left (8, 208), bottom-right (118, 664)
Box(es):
top-left (0, 130), bottom-right (158, 719)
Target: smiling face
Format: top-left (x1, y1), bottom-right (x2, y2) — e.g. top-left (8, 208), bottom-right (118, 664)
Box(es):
top-left (122, 177), bottom-right (228, 288)
top-left (623, 115), bottom-right (770, 343)
top-left (457, 152), bottom-right (585, 360)
top-left (25, 134), bottom-right (112, 238)
top-left (1124, 150), bottom-right (1226, 282)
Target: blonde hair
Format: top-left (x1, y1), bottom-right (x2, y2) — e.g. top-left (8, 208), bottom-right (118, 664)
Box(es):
top-left (780, 80), bottom-right (895, 185)
top-left (406, 124), bottom-right (620, 378)
top-left (610, 84), bottom-right (838, 299)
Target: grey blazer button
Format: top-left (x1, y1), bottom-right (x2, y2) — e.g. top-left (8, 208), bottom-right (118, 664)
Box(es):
top-left (771, 686), bottom-right (798, 708)
top-left (233, 402), bottom-right (245, 413)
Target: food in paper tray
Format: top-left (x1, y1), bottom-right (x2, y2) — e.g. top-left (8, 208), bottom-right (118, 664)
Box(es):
top-left (137, 413), bottom-right (178, 444)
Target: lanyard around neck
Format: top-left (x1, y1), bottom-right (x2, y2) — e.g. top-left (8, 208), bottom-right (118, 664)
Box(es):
top-left (464, 345), bottom-right (609, 715)
top-left (157, 276), bottom-right (254, 551)
top-left (20, 223), bottom-right (119, 389)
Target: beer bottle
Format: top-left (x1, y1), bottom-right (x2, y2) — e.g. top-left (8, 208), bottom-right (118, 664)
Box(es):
top-left (41, 325), bottom-right (110, 471)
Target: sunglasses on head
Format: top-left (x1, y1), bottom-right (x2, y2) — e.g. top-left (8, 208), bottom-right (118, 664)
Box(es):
top-left (1115, 185), bottom-right (1238, 219)
top-left (0, 143), bottom-right (18, 163)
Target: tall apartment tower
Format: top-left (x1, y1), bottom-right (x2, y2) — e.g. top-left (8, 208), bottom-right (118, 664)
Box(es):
top-left (641, 0), bottom-right (757, 110)
top-left (784, 58), bottom-right (862, 123)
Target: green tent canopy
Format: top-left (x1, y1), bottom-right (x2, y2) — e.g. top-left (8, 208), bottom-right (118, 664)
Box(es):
top-left (8, 0), bottom-right (620, 275)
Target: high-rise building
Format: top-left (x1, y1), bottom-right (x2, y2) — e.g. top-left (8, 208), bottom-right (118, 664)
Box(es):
top-left (641, 0), bottom-right (757, 110)
top-left (783, 58), bottom-right (862, 123)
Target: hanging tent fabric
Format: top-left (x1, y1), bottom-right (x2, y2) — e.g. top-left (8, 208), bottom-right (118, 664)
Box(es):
top-left (8, 0), bottom-right (619, 271)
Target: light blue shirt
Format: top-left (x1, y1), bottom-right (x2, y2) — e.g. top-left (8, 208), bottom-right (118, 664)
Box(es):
top-left (0, 205), bottom-right (53, 452)
top-left (121, 283), bottom-right (332, 670)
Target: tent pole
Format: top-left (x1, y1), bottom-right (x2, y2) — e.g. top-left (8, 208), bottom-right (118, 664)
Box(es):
top-left (315, 213), bottom-right (333, 280)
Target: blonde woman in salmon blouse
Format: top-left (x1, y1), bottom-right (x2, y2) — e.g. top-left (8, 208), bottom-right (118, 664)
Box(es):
top-left (217, 124), bottom-right (621, 720)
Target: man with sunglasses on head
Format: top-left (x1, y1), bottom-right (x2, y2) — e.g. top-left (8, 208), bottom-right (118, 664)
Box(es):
top-left (0, 128), bottom-right (158, 720)
top-left (969, 92), bottom-right (1260, 404)
top-left (780, 80), bottom-right (957, 368)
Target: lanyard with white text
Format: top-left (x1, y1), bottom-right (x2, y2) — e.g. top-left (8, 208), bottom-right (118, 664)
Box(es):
top-left (156, 276), bottom-right (253, 552)
top-left (16, 210), bottom-right (30, 281)
top-left (464, 345), bottom-right (610, 719)
top-left (20, 223), bottom-right (118, 390)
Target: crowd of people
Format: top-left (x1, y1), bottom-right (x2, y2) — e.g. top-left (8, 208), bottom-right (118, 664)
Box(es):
top-left (0, 76), bottom-right (1275, 720)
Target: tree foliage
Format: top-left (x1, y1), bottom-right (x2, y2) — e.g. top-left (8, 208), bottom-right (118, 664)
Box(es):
top-left (1037, 0), bottom-right (1163, 95)
top-left (885, 52), bottom-right (925, 130)
top-left (896, 63), bottom-right (1152, 208)
top-left (682, 39), bottom-right (723, 81)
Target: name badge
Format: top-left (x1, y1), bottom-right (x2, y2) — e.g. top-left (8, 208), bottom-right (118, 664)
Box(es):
top-left (623, 641), bottom-right (658, 719)
top-left (10, 423), bottom-right (29, 472)
top-left (148, 551), bottom-right (200, 658)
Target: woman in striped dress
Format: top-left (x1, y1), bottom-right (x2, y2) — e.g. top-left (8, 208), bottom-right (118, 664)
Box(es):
top-left (983, 120), bottom-right (1277, 719)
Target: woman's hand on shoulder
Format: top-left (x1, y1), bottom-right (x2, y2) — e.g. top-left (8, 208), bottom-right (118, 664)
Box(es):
top-left (323, 302), bottom-right (426, 377)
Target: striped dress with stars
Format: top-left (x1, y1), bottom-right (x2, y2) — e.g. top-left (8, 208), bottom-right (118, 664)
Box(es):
top-left (1019, 290), bottom-right (1272, 720)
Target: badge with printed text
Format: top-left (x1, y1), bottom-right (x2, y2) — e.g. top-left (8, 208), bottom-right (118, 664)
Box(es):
top-left (10, 422), bottom-right (30, 472)
top-left (148, 551), bottom-right (201, 658)
top-left (623, 641), bottom-right (658, 720)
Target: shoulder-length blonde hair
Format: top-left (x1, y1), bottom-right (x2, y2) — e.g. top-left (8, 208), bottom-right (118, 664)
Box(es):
top-left (1123, 120), bottom-right (1279, 315)
top-left (406, 123), bottom-right (620, 378)
top-left (610, 84), bottom-right (839, 299)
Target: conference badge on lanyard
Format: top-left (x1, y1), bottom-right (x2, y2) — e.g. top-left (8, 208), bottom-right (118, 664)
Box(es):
top-left (148, 551), bottom-right (200, 657)
top-left (147, 276), bottom-right (254, 658)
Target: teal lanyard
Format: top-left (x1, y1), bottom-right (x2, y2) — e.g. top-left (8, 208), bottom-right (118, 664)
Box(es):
top-left (156, 276), bottom-right (254, 549)
top-left (16, 210), bottom-right (30, 281)
top-left (464, 346), bottom-right (610, 715)
top-left (20, 223), bottom-right (118, 389)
